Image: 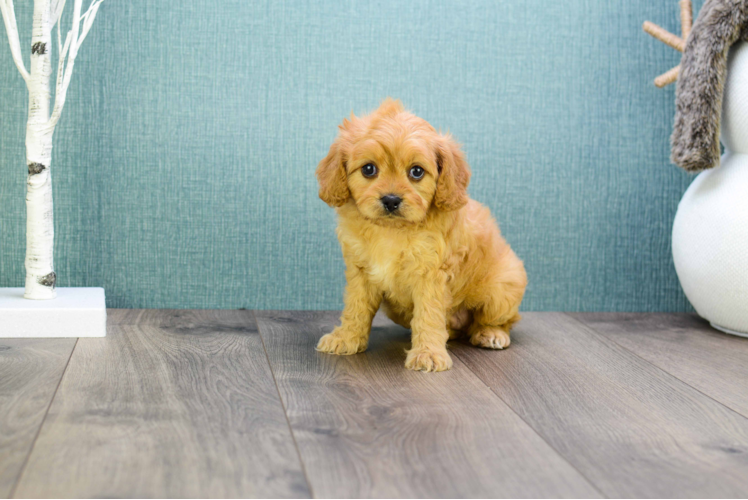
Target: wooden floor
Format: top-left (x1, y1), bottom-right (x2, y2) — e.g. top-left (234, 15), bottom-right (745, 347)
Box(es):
top-left (2, 311), bottom-right (748, 498)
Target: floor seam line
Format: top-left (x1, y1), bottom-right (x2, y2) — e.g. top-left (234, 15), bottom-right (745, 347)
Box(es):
top-left (564, 313), bottom-right (748, 422)
top-left (8, 337), bottom-right (78, 499)
top-left (452, 344), bottom-right (608, 499)
top-left (252, 310), bottom-right (315, 499)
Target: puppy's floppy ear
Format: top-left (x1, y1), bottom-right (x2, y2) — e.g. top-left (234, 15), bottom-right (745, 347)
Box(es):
top-left (316, 136), bottom-right (350, 207)
top-left (434, 134), bottom-right (471, 211)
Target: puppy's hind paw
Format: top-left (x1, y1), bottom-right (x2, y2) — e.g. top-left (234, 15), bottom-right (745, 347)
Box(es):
top-left (316, 332), bottom-right (368, 355)
top-left (404, 348), bottom-right (453, 372)
top-left (470, 326), bottom-right (511, 350)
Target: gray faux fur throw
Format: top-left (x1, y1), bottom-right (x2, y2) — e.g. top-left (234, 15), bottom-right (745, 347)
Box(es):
top-left (672, 0), bottom-right (748, 172)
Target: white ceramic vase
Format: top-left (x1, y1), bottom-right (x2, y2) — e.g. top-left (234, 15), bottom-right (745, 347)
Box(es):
top-left (672, 41), bottom-right (748, 337)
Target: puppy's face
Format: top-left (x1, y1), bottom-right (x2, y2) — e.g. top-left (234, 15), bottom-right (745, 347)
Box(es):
top-left (317, 99), bottom-right (470, 223)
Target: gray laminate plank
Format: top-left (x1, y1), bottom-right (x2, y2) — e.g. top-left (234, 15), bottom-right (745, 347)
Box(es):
top-left (12, 309), bottom-right (309, 499)
top-left (255, 310), bottom-right (601, 499)
top-left (0, 338), bottom-right (75, 498)
top-left (452, 312), bottom-right (748, 498)
top-left (570, 312), bottom-right (748, 418)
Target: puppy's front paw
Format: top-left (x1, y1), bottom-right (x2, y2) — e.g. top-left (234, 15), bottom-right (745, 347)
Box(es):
top-left (316, 331), bottom-right (368, 355)
top-left (470, 326), bottom-right (511, 349)
top-left (404, 347), bottom-right (453, 372)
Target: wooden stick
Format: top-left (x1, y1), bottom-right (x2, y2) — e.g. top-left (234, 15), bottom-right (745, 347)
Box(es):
top-left (655, 65), bottom-right (680, 88)
top-left (680, 0), bottom-right (692, 39)
top-left (643, 21), bottom-right (685, 52)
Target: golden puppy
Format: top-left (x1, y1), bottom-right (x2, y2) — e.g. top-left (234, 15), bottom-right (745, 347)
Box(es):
top-left (316, 99), bottom-right (527, 372)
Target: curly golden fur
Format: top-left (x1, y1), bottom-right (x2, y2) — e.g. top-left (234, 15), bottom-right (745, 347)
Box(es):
top-left (316, 99), bottom-right (527, 372)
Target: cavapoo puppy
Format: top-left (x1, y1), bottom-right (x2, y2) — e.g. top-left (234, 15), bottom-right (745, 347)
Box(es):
top-left (316, 99), bottom-right (527, 372)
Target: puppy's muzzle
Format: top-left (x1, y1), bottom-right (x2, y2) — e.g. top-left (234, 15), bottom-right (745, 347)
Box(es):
top-left (381, 194), bottom-right (402, 213)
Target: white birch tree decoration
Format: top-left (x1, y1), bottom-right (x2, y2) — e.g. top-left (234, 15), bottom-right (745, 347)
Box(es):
top-left (1, 0), bottom-right (103, 299)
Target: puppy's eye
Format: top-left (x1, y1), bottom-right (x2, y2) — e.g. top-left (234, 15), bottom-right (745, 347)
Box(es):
top-left (409, 165), bottom-right (425, 180)
top-left (361, 163), bottom-right (378, 178)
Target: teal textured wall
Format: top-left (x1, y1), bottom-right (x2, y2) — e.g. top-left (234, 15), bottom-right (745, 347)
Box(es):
top-left (0, 0), bottom-right (698, 310)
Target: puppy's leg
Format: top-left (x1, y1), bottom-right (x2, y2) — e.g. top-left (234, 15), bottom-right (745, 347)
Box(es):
top-left (469, 259), bottom-right (526, 350)
top-left (405, 272), bottom-right (453, 372)
top-left (317, 265), bottom-right (381, 355)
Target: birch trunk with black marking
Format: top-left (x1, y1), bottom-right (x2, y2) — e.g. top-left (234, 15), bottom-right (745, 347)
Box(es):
top-left (1, 0), bottom-right (104, 299)
top-left (25, 0), bottom-right (56, 299)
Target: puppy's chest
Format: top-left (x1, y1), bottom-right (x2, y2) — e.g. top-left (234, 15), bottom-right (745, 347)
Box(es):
top-left (350, 233), bottom-right (444, 299)
top-left (363, 250), bottom-right (410, 293)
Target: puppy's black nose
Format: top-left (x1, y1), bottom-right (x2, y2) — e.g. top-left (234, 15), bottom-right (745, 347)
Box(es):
top-left (381, 194), bottom-right (402, 213)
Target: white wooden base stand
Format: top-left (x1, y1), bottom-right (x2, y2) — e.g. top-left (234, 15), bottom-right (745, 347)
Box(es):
top-left (0, 288), bottom-right (106, 337)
